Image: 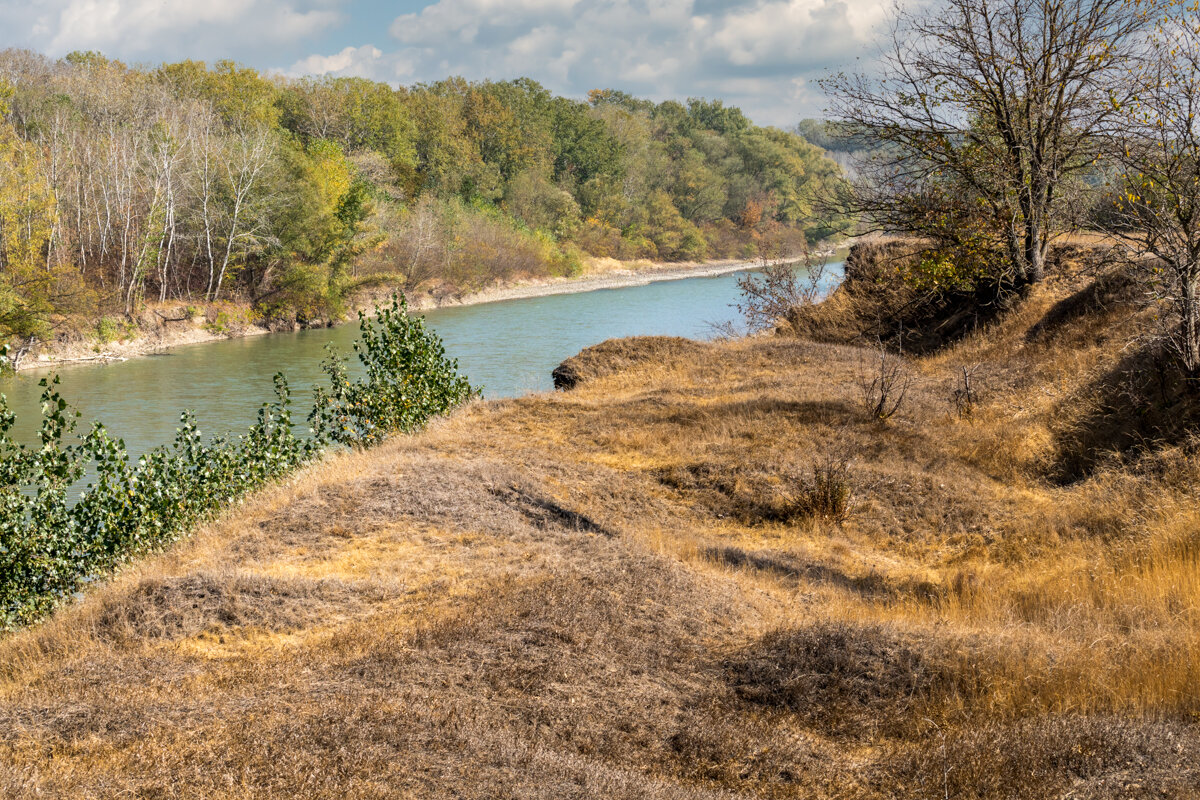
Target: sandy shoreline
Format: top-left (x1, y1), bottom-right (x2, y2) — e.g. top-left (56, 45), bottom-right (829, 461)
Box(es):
top-left (409, 257), bottom-right (771, 309)
top-left (14, 257), bottom-right (777, 372)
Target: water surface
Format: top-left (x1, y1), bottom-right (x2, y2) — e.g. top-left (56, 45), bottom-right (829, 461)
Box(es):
top-left (0, 262), bottom-right (842, 459)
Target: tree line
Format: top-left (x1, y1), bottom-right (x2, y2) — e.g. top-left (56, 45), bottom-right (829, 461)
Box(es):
top-left (823, 0), bottom-right (1200, 383)
top-left (0, 52), bottom-right (849, 352)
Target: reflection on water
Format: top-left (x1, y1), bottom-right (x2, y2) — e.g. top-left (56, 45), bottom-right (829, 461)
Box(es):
top-left (0, 262), bottom-right (842, 460)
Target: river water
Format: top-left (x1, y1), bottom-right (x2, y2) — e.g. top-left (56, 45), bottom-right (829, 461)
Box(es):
top-left (0, 261), bottom-right (842, 459)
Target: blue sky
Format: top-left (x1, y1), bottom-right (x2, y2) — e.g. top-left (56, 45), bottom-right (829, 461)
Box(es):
top-left (0, 0), bottom-right (888, 126)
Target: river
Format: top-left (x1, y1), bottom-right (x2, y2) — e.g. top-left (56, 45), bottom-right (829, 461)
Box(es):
top-left (0, 261), bottom-right (842, 460)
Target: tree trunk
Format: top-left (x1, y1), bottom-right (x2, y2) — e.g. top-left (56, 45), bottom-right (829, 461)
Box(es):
top-left (1183, 273), bottom-right (1200, 384)
top-left (1023, 209), bottom-right (1046, 285)
top-left (1027, 236), bottom-right (1045, 284)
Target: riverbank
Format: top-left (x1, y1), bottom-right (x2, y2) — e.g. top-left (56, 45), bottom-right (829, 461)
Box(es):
top-left (10, 256), bottom-right (785, 373)
top-left (5, 242), bottom-right (1199, 797)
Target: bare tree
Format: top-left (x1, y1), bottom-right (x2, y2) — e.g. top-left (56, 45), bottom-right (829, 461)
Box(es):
top-left (204, 124), bottom-right (275, 301)
top-left (824, 0), bottom-right (1147, 288)
top-left (951, 364), bottom-right (982, 419)
top-left (857, 339), bottom-right (914, 421)
top-left (732, 239), bottom-right (834, 333)
top-left (1105, 2), bottom-right (1200, 382)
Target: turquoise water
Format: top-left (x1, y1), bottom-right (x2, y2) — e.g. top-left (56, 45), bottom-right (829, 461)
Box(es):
top-left (0, 262), bottom-right (842, 460)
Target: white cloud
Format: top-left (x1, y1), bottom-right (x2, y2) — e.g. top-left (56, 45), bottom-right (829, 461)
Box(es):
top-left (3, 0), bottom-right (343, 61)
top-left (291, 0), bottom-right (886, 125)
top-left (710, 0), bottom-right (879, 68)
top-left (291, 44), bottom-right (379, 75)
top-left (287, 44), bottom-right (415, 83)
top-left (0, 0), bottom-right (891, 125)
top-left (390, 0), bottom-right (581, 45)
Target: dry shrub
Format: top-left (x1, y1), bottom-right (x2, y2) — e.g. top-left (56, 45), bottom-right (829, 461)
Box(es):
top-left (734, 256), bottom-right (832, 334)
top-left (857, 341), bottom-right (914, 421)
top-left (878, 716), bottom-right (1200, 799)
top-left (949, 364), bottom-right (981, 420)
top-left (796, 458), bottom-right (853, 521)
top-left (656, 459), bottom-right (851, 525)
top-left (727, 622), bottom-right (990, 738)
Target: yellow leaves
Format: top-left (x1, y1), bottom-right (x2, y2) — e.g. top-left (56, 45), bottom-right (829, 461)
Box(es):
top-left (307, 139), bottom-right (352, 210)
top-left (0, 123), bottom-right (56, 281)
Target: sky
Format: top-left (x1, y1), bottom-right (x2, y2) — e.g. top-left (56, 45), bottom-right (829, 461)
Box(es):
top-left (0, 0), bottom-right (890, 127)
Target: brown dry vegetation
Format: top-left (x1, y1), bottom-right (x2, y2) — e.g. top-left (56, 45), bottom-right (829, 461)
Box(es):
top-left (4, 245), bottom-right (1200, 798)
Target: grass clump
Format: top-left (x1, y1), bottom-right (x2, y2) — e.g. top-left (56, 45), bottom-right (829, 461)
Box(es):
top-left (728, 622), bottom-right (986, 738)
top-left (795, 458), bottom-right (853, 522)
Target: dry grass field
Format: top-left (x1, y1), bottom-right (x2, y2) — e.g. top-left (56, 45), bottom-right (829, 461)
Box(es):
top-left (3, 245), bottom-right (1200, 798)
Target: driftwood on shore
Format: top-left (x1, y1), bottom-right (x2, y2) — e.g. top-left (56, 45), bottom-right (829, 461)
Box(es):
top-left (36, 353), bottom-right (128, 367)
top-left (153, 309), bottom-right (192, 324)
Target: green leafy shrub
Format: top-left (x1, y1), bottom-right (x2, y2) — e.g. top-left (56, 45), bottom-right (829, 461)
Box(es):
top-left (95, 317), bottom-right (134, 344)
top-left (203, 304), bottom-right (257, 335)
top-left (312, 294), bottom-right (476, 447)
top-left (0, 294), bottom-right (473, 628)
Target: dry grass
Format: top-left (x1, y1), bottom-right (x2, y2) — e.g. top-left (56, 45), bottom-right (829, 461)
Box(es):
top-left (3, 245), bottom-right (1200, 797)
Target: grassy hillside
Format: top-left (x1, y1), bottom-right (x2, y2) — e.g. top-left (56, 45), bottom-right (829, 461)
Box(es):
top-left (3, 245), bottom-right (1200, 797)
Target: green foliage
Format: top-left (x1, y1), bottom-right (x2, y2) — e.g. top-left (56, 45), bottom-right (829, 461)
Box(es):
top-left (0, 295), bottom-right (472, 628)
top-left (640, 190), bottom-right (709, 261)
top-left (160, 59), bottom-right (281, 128)
top-left (278, 76), bottom-right (418, 188)
top-left (0, 103), bottom-right (57, 343)
top-left (503, 171), bottom-right (582, 238)
top-left (686, 98), bottom-right (750, 136)
top-left (891, 187), bottom-right (1011, 294)
top-left (257, 262), bottom-right (329, 325)
top-left (95, 317), bottom-right (134, 344)
top-left (313, 295), bottom-right (475, 447)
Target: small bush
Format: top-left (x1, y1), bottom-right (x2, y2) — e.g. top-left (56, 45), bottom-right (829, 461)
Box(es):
top-left (312, 294), bottom-right (476, 447)
top-left (735, 255), bottom-right (831, 333)
top-left (655, 455), bottom-right (852, 525)
top-left (95, 316), bottom-right (137, 344)
top-left (795, 458), bottom-right (853, 522)
top-left (857, 341), bottom-right (914, 421)
top-left (951, 364), bottom-right (981, 420)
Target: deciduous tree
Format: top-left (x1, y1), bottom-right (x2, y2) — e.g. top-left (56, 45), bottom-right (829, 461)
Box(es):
top-left (825, 0), bottom-right (1147, 288)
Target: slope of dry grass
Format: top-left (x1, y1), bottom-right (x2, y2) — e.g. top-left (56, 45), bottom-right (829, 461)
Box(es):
top-left (3, 248), bottom-right (1200, 798)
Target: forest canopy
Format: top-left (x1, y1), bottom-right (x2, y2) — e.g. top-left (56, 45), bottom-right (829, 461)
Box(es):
top-left (0, 51), bottom-right (848, 343)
